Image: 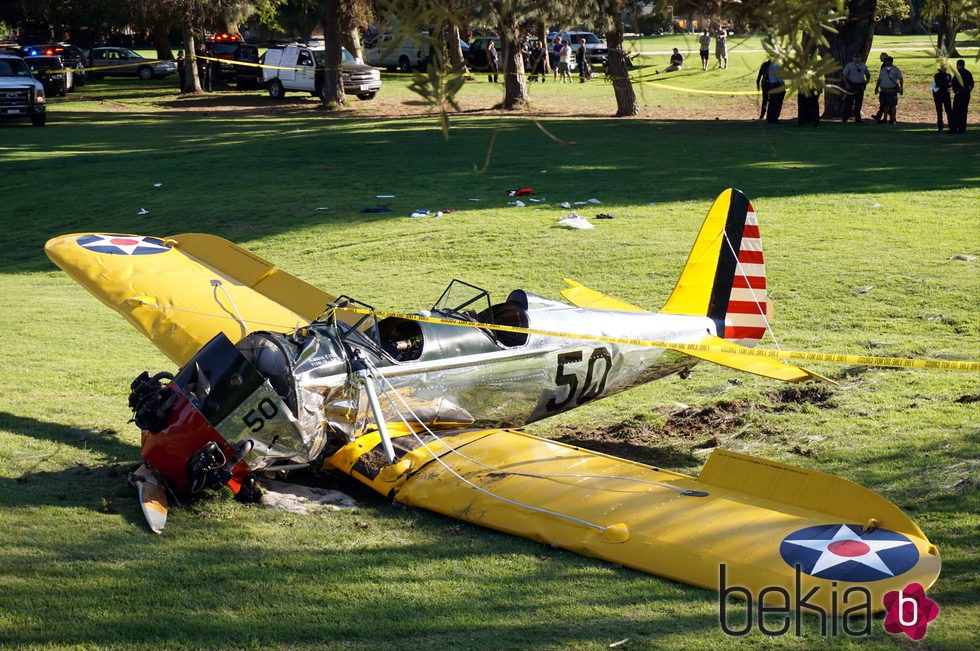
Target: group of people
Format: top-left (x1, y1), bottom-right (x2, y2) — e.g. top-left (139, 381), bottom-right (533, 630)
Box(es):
top-left (654, 27), bottom-right (729, 75)
top-left (176, 42), bottom-right (213, 91)
top-left (931, 59), bottom-right (974, 134)
top-left (756, 51), bottom-right (973, 132)
top-left (484, 36), bottom-right (595, 84)
top-left (698, 27), bottom-right (728, 71)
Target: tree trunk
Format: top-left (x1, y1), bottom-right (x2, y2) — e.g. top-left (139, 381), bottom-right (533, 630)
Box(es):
top-left (604, 1), bottom-right (638, 116)
top-left (936, 9), bottom-right (959, 56)
top-left (181, 26), bottom-right (202, 94)
top-left (153, 20), bottom-right (173, 60)
top-left (320, 0), bottom-right (347, 109)
top-left (343, 27), bottom-right (363, 62)
top-left (498, 11), bottom-right (528, 109)
top-left (447, 25), bottom-right (468, 74)
top-left (823, 0), bottom-right (877, 118)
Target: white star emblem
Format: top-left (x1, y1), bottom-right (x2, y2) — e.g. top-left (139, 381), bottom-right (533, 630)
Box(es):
top-left (784, 525), bottom-right (914, 577)
top-left (79, 234), bottom-right (170, 255)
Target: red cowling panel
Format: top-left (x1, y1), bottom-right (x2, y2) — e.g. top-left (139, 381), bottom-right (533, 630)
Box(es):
top-left (140, 384), bottom-right (248, 498)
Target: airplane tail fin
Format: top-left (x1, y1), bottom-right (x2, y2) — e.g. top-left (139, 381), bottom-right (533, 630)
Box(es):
top-left (660, 188), bottom-right (769, 348)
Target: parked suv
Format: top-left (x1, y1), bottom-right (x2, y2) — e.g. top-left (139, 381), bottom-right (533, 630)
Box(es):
top-left (24, 55), bottom-right (71, 96)
top-left (20, 43), bottom-right (86, 89)
top-left (0, 54), bottom-right (46, 126)
top-left (262, 44), bottom-right (381, 100)
top-left (363, 32), bottom-right (430, 72)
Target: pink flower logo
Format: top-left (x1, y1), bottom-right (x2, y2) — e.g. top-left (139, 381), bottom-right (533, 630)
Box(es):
top-left (883, 583), bottom-right (939, 640)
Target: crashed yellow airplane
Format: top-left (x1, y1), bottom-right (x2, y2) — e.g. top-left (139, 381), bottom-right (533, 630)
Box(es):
top-left (45, 188), bottom-right (940, 614)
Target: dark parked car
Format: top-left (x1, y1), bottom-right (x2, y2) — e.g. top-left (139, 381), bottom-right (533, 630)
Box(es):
top-left (20, 43), bottom-right (86, 89)
top-left (24, 55), bottom-right (70, 96)
top-left (87, 47), bottom-right (177, 80)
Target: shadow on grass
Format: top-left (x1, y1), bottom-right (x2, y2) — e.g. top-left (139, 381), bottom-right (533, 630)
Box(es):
top-left (4, 109), bottom-right (977, 274)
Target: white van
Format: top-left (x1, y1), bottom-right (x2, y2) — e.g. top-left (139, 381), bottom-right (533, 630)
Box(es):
top-left (262, 45), bottom-right (382, 100)
top-left (362, 32), bottom-right (430, 72)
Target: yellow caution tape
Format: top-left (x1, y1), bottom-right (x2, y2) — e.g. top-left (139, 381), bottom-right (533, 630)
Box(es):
top-left (333, 306), bottom-right (980, 372)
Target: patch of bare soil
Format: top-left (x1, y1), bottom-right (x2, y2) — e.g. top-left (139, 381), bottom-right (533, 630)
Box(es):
top-left (550, 387), bottom-right (843, 468)
top-left (551, 400), bottom-right (756, 469)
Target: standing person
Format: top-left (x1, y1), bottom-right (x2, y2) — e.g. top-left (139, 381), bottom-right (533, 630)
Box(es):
top-left (870, 52), bottom-right (889, 122)
top-left (841, 53), bottom-right (871, 123)
top-left (756, 58), bottom-right (772, 119)
top-left (550, 37), bottom-right (562, 82)
top-left (873, 56), bottom-right (903, 124)
top-left (559, 39), bottom-right (572, 83)
top-left (715, 27), bottom-right (728, 69)
top-left (698, 29), bottom-right (710, 71)
top-left (765, 60), bottom-right (785, 123)
top-left (932, 65), bottom-right (953, 133)
top-left (486, 39), bottom-right (498, 83)
top-left (576, 37), bottom-right (589, 83)
top-left (951, 59), bottom-right (974, 134)
top-left (196, 42), bottom-right (212, 92)
top-left (176, 50), bottom-right (185, 89)
top-left (528, 39), bottom-right (544, 82)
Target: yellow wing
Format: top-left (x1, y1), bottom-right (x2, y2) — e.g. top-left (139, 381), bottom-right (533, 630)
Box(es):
top-left (45, 233), bottom-right (337, 365)
top-left (325, 426), bottom-right (940, 614)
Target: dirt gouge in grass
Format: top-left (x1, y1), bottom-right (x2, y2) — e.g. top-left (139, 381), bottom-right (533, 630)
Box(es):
top-left (45, 188), bottom-right (943, 614)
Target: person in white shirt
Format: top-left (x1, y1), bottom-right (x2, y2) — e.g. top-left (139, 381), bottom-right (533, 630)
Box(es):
top-left (840, 53), bottom-right (871, 123)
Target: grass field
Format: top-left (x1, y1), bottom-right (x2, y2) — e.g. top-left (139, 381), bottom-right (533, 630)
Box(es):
top-left (0, 35), bottom-right (978, 649)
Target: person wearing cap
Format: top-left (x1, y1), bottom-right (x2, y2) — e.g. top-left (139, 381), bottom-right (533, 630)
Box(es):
top-left (841, 53), bottom-right (871, 122)
top-left (873, 56), bottom-right (903, 124)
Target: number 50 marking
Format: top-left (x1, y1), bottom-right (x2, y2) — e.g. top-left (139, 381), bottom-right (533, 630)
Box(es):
top-left (546, 347), bottom-right (612, 412)
top-left (243, 397), bottom-right (279, 432)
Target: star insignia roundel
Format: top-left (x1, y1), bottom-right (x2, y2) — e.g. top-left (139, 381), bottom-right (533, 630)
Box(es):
top-left (780, 524), bottom-right (919, 582)
top-left (76, 234), bottom-right (171, 256)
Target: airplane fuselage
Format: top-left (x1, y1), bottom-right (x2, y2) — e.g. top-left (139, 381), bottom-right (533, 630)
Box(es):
top-left (221, 290), bottom-right (717, 471)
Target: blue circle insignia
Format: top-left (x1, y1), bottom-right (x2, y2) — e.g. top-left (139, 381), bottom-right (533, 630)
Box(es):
top-left (779, 524), bottom-right (919, 582)
top-left (77, 234), bottom-right (171, 255)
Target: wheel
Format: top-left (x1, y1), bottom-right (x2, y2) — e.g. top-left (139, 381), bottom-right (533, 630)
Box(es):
top-left (398, 55), bottom-right (411, 73)
top-left (356, 92), bottom-right (376, 100)
top-left (268, 79), bottom-right (285, 99)
top-left (31, 114), bottom-right (46, 127)
top-left (137, 65), bottom-right (154, 80)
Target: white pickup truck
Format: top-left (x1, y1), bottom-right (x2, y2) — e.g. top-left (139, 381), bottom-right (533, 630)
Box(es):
top-left (261, 44), bottom-right (382, 100)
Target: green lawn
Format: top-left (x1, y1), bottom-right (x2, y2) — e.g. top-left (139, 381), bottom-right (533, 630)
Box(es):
top-left (0, 35), bottom-right (977, 649)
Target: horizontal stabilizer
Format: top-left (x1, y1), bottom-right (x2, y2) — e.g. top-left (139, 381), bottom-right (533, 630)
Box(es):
top-left (560, 279), bottom-right (648, 312)
top-left (676, 334), bottom-right (835, 384)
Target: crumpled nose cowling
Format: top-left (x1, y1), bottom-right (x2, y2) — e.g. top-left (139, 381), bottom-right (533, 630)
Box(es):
top-left (138, 383), bottom-right (250, 499)
top-left (131, 332), bottom-right (301, 500)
